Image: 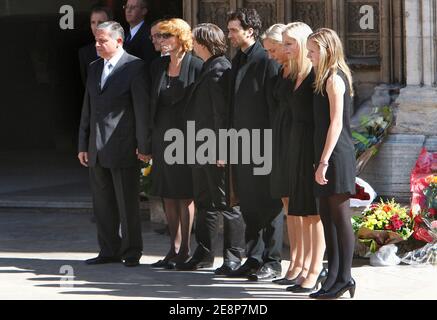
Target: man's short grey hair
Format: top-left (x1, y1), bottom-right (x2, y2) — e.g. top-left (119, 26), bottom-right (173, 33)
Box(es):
top-left (97, 21), bottom-right (125, 42)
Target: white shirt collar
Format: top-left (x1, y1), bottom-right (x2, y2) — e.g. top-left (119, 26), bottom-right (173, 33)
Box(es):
top-left (129, 21), bottom-right (144, 39)
top-left (105, 48), bottom-right (125, 69)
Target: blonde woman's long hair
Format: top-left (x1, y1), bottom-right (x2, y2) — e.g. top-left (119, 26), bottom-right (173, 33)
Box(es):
top-left (282, 22), bottom-right (313, 82)
top-left (308, 28), bottom-right (354, 96)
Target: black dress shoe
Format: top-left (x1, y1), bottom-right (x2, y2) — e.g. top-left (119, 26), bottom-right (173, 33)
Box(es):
top-left (248, 265), bottom-right (281, 281)
top-left (272, 277), bottom-right (299, 286)
top-left (85, 256), bottom-right (121, 265)
top-left (214, 262), bottom-right (241, 275)
top-left (315, 279), bottom-right (356, 299)
top-left (123, 258), bottom-right (140, 267)
top-left (151, 259), bottom-right (178, 269)
top-left (227, 259), bottom-right (261, 278)
top-left (176, 258), bottom-right (214, 270)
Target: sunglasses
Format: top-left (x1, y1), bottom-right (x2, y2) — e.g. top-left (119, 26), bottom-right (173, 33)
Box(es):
top-left (149, 33), bottom-right (173, 41)
top-left (160, 33), bottom-right (173, 40)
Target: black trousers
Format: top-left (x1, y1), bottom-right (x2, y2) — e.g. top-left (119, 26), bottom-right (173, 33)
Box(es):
top-left (192, 165), bottom-right (245, 264)
top-left (89, 161), bottom-right (143, 260)
top-left (240, 208), bottom-right (284, 270)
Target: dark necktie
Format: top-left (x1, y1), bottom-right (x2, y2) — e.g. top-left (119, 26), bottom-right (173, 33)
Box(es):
top-left (125, 32), bottom-right (132, 44)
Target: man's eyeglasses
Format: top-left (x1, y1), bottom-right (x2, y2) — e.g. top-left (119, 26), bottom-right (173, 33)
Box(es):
top-left (123, 5), bottom-right (143, 11)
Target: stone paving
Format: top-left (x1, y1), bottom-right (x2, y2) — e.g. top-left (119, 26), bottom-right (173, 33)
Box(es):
top-left (0, 211), bottom-right (436, 300)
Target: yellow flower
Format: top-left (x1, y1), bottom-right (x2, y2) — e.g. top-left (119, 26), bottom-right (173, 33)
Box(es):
top-left (142, 166), bottom-right (152, 177)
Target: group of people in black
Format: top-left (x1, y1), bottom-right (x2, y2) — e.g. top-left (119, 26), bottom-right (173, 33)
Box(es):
top-left (78, 0), bottom-right (357, 299)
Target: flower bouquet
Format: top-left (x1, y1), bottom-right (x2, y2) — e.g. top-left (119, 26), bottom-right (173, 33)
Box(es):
top-left (352, 106), bottom-right (393, 176)
top-left (401, 174), bottom-right (437, 265)
top-left (352, 199), bottom-right (414, 255)
top-left (139, 160), bottom-right (152, 199)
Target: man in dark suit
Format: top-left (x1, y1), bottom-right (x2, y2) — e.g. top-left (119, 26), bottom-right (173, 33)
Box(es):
top-left (78, 6), bottom-right (112, 86)
top-left (225, 9), bottom-right (284, 281)
top-left (78, 21), bottom-right (151, 267)
top-left (123, 0), bottom-right (157, 67)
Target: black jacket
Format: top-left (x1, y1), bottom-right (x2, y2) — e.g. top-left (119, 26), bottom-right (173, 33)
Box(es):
top-left (184, 55), bottom-right (230, 132)
top-left (227, 41), bottom-right (282, 217)
top-left (149, 52), bottom-right (203, 127)
top-left (124, 22), bottom-right (158, 68)
top-left (78, 52), bottom-right (151, 168)
top-left (78, 42), bottom-right (98, 86)
top-left (183, 55), bottom-right (230, 166)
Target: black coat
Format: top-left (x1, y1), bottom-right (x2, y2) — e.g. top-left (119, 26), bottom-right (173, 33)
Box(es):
top-left (78, 43), bottom-right (98, 86)
top-left (78, 52), bottom-right (151, 168)
top-left (184, 55), bottom-right (231, 158)
top-left (228, 41), bottom-right (282, 218)
top-left (124, 22), bottom-right (158, 68)
top-left (149, 52), bottom-right (203, 128)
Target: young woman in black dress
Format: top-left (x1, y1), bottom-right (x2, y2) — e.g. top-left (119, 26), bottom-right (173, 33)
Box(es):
top-left (307, 28), bottom-right (356, 299)
top-left (149, 19), bottom-right (203, 268)
top-left (277, 22), bottom-right (326, 293)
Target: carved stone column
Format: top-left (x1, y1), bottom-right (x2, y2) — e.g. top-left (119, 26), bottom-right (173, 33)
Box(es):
top-left (394, 0), bottom-right (437, 135)
top-left (361, 0), bottom-right (437, 201)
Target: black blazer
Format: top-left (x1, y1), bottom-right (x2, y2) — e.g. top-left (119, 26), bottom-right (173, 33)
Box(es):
top-left (227, 40), bottom-right (282, 216)
top-left (149, 52), bottom-right (203, 127)
top-left (124, 22), bottom-right (158, 68)
top-left (78, 43), bottom-right (98, 86)
top-left (78, 51), bottom-right (151, 168)
top-left (229, 41), bottom-right (279, 130)
top-left (184, 55), bottom-right (230, 136)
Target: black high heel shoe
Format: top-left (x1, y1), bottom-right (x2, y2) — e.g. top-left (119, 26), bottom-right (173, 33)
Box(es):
top-left (309, 288), bottom-right (328, 299)
top-left (272, 276), bottom-right (299, 286)
top-left (286, 268), bottom-right (328, 293)
top-left (315, 279), bottom-right (356, 299)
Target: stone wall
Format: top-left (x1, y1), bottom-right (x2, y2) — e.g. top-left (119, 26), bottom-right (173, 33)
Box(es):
top-left (183, 0), bottom-right (405, 104)
top-left (361, 0), bottom-right (437, 201)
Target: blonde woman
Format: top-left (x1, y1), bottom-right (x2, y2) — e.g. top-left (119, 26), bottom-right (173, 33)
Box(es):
top-left (149, 18), bottom-right (203, 268)
top-left (280, 22), bottom-right (327, 293)
top-left (306, 28), bottom-right (356, 299)
top-left (261, 23), bottom-right (291, 226)
top-left (261, 24), bottom-right (287, 63)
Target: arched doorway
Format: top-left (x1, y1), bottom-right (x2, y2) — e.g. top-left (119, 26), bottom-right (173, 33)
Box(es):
top-left (0, 0), bottom-right (183, 208)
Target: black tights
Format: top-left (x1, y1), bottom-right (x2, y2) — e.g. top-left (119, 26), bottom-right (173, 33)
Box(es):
top-left (319, 193), bottom-right (354, 291)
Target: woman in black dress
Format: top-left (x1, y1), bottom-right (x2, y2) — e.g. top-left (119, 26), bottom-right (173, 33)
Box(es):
top-left (261, 24), bottom-right (290, 203)
top-left (275, 22), bottom-right (326, 293)
top-left (261, 24), bottom-right (297, 284)
top-left (149, 18), bottom-right (203, 268)
top-left (307, 28), bottom-right (356, 299)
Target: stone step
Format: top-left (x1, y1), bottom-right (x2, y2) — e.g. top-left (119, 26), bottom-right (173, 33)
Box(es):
top-left (0, 197), bottom-right (150, 219)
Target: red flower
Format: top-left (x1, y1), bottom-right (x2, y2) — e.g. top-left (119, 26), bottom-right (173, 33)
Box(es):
top-left (389, 215), bottom-right (404, 231)
top-left (413, 227), bottom-right (434, 243)
top-left (429, 208), bottom-right (437, 217)
top-left (383, 205), bottom-right (391, 213)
